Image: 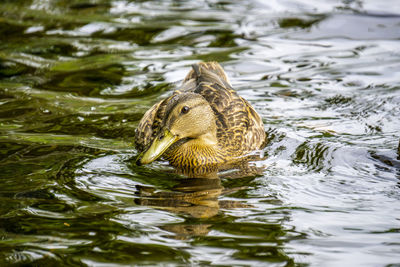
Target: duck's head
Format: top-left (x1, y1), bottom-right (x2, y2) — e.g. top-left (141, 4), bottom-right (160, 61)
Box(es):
top-left (137, 93), bottom-right (217, 165)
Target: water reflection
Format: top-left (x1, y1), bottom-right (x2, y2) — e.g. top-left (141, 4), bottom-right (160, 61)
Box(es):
top-left (136, 178), bottom-right (232, 219)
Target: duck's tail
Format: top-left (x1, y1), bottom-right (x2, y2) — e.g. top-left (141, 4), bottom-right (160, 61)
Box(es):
top-left (183, 62), bottom-right (231, 87)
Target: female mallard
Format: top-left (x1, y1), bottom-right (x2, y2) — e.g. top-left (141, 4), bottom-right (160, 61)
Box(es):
top-left (135, 62), bottom-right (265, 174)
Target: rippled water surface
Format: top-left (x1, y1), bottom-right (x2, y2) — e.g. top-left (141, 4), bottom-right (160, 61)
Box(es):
top-left (1, 0), bottom-right (400, 266)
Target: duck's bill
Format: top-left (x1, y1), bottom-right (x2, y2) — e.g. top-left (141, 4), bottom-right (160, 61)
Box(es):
top-left (137, 128), bottom-right (178, 165)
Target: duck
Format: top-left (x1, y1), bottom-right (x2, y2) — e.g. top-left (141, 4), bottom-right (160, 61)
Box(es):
top-left (135, 62), bottom-right (265, 175)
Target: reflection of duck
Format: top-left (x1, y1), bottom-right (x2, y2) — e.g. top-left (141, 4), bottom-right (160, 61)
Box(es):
top-left (135, 62), bottom-right (265, 174)
top-left (135, 177), bottom-right (253, 238)
top-left (135, 178), bottom-right (251, 219)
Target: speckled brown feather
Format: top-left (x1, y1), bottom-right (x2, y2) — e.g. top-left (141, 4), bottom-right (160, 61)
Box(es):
top-left (135, 62), bottom-right (265, 171)
top-left (135, 92), bottom-right (183, 153)
top-left (188, 63), bottom-right (265, 156)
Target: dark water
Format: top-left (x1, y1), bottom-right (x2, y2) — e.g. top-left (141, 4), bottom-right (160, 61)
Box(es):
top-left (1, 0), bottom-right (400, 266)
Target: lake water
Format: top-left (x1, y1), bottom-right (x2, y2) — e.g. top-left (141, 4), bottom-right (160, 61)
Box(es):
top-left (1, 0), bottom-right (400, 266)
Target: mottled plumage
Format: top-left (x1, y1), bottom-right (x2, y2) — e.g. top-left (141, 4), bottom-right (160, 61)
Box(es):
top-left (135, 62), bottom-right (265, 174)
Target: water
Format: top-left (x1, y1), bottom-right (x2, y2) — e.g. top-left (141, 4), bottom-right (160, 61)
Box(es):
top-left (1, 0), bottom-right (400, 266)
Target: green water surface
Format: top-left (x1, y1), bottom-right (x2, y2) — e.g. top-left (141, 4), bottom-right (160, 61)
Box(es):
top-left (1, 0), bottom-right (400, 266)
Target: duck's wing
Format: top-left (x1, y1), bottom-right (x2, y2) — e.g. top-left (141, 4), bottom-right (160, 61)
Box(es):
top-left (135, 99), bottom-right (164, 153)
top-left (135, 93), bottom-right (179, 153)
top-left (181, 62), bottom-right (265, 153)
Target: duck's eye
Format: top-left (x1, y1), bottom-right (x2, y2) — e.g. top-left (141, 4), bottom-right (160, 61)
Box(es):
top-left (181, 106), bottom-right (190, 114)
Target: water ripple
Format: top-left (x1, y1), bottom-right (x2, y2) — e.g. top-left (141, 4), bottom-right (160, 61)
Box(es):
top-left (1, 0), bottom-right (400, 266)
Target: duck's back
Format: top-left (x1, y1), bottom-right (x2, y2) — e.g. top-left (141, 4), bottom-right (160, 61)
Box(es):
top-left (180, 62), bottom-right (265, 157)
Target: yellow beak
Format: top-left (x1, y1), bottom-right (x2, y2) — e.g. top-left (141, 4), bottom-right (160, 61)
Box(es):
top-left (137, 128), bottom-right (178, 165)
